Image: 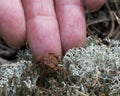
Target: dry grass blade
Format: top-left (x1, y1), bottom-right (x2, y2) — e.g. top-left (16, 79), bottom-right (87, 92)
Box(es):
top-left (114, 12), bottom-right (120, 25)
top-left (87, 0), bottom-right (120, 40)
top-left (75, 89), bottom-right (89, 96)
top-left (92, 67), bottom-right (99, 87)
top-left (104, 2), bottom-right (115, 39)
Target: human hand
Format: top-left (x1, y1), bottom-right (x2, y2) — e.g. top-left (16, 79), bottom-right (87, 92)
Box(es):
top-left (0, 0), bottom-right (105, 59)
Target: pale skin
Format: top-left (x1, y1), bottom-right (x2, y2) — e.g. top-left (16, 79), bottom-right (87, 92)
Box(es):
top-left (0, 0), bottom-right (105, 59)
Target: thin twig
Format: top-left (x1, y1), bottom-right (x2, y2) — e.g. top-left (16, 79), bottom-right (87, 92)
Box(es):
top-left (87, 18), bottom-right (111, 26)
top-left (114, 0), bottom-right (120, 16)
top-left (75, 89), bottom-right (89, 96)
top-left (105, 2), bottom-right (115, 39)
top-left (0, 63), bottom-right (19, 67)
top-left (113, 26), bottom-right (120, 39)
top-left (92, 67), bottom-right (99, 87)
top-left (114, 12), bottom-right (120, 25)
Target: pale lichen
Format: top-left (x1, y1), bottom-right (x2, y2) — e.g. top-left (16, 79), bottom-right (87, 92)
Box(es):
top-left (0, 37), bottom-right (120, 96)
top-left (63, 37), bottom-right (120, 96)
top-left (0, 49), bottom-right (39, 96)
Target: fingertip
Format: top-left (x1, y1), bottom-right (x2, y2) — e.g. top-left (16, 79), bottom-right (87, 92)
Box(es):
top-left (2, 32), bottom-right (26, 49)
top-left (22, 0), bottom-right (62, 59)
top-left (85, 0), bottom-right (106, 12)
top-left (0, 0), bottom-right (26, 49)
top-left (63, 28), bottom-right (86, 53)
top-left (55, 0), bottom-right (86, 53)
top-left (26, 17), bottom-right (62, 59)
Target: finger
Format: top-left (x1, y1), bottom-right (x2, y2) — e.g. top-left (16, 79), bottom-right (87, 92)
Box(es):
top-left (55, 0), bottom-right (86, 53)
top-left (0, 0), bottom-right (26, 48)
top-left (22, 0), bottom-right (62, 58)
top-left (84, 0), bottom-right (106, 12)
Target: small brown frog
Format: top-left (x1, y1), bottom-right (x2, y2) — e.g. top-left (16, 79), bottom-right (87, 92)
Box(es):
top-left (35, 53), bottom-right (67, 87)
